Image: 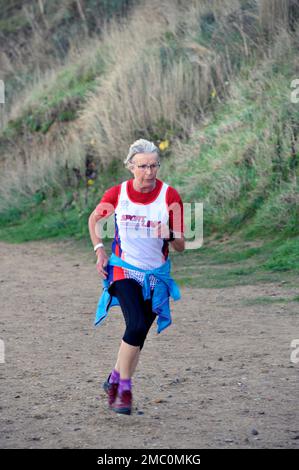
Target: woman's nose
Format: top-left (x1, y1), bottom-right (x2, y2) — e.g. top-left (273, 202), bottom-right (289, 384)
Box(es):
top-left (145, 166), bottom-right (153, 173)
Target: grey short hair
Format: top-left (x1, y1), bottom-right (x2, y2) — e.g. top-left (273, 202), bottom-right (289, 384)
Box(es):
top-left (124, 138), bottom-right (159, 166)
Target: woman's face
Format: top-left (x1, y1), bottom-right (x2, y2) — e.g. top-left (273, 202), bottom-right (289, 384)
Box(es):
top-left (129, 152), bottom-right (160, 190)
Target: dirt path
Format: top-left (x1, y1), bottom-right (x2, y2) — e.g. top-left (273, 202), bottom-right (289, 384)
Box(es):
top-left (0, 240), bottom-right (298, 449)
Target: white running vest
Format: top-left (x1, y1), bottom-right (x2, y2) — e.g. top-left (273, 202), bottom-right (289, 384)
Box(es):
top-left (114, 181), bottom-right (169, 270)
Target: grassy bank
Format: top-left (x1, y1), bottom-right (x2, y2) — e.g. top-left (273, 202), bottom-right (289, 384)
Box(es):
top-left (171, 236), bottom-right (299, 288)
top-left (0, 0), bottom-right (298, 287)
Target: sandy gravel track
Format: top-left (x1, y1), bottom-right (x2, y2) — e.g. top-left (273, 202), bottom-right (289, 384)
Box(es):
top-left (0, 240), bottom-right (298, 449)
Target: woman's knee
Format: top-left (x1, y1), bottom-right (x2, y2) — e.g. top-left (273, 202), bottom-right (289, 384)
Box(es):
top-left (123, 325), bottom-right (149, 348)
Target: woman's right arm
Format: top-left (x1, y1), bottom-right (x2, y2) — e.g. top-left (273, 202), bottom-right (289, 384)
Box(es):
top-left (88, 210), bottom-right (110, 278)
top-left (88, 185), bottom-right (120, 278)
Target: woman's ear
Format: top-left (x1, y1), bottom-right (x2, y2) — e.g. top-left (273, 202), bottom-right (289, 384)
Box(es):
top-left (127, 163), bottom-right (134, 175)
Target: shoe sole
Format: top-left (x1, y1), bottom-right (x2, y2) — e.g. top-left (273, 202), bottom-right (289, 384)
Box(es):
top-left (112, 407), bottom-right (131, 415)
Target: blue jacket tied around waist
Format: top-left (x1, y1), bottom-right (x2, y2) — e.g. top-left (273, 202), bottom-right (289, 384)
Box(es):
top-left (95, 253), bottom-right (181, 334)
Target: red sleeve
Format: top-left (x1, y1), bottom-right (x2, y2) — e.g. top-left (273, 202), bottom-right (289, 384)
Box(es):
top-left (94, 184), bottom-right (121, 219)
top-left (166, 186), bottom-right (184, 234)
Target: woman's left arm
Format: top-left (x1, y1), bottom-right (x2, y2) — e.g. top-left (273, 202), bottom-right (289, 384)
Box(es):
top-left (166, 186), bottom-right (185, 252)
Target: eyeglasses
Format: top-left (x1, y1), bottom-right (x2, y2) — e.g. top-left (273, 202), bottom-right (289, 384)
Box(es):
top-left (132, 162), bottom-right (160, 171)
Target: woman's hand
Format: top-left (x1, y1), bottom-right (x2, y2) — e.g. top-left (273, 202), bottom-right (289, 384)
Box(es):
top-left (96, 247), bottom-right (109, 279)
top-left (153, 222), bottom-right (185, 251)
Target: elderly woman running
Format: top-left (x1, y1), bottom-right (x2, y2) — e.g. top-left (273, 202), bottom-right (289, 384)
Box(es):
top-left (88, 138), bottom-right (185, 415)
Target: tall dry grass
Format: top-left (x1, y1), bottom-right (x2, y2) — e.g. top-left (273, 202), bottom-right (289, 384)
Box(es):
top-left (78, 0), bottom-right (248, 166)
top-left (0, 0), bottom-right (297, 211)
top-left (258, 0), bottom-right (292, 33)
top-left (0, 126), bottom-right (85, 211)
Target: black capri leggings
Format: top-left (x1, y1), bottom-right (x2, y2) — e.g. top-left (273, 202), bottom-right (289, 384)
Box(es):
top-left (108, 278), bottom-right (157, 351)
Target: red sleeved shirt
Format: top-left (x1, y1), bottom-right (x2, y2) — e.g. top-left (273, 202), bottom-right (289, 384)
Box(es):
top-left (94, 178), bottom-right (184, 285)
top-left (95, 178), bottom-right (184, 234)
